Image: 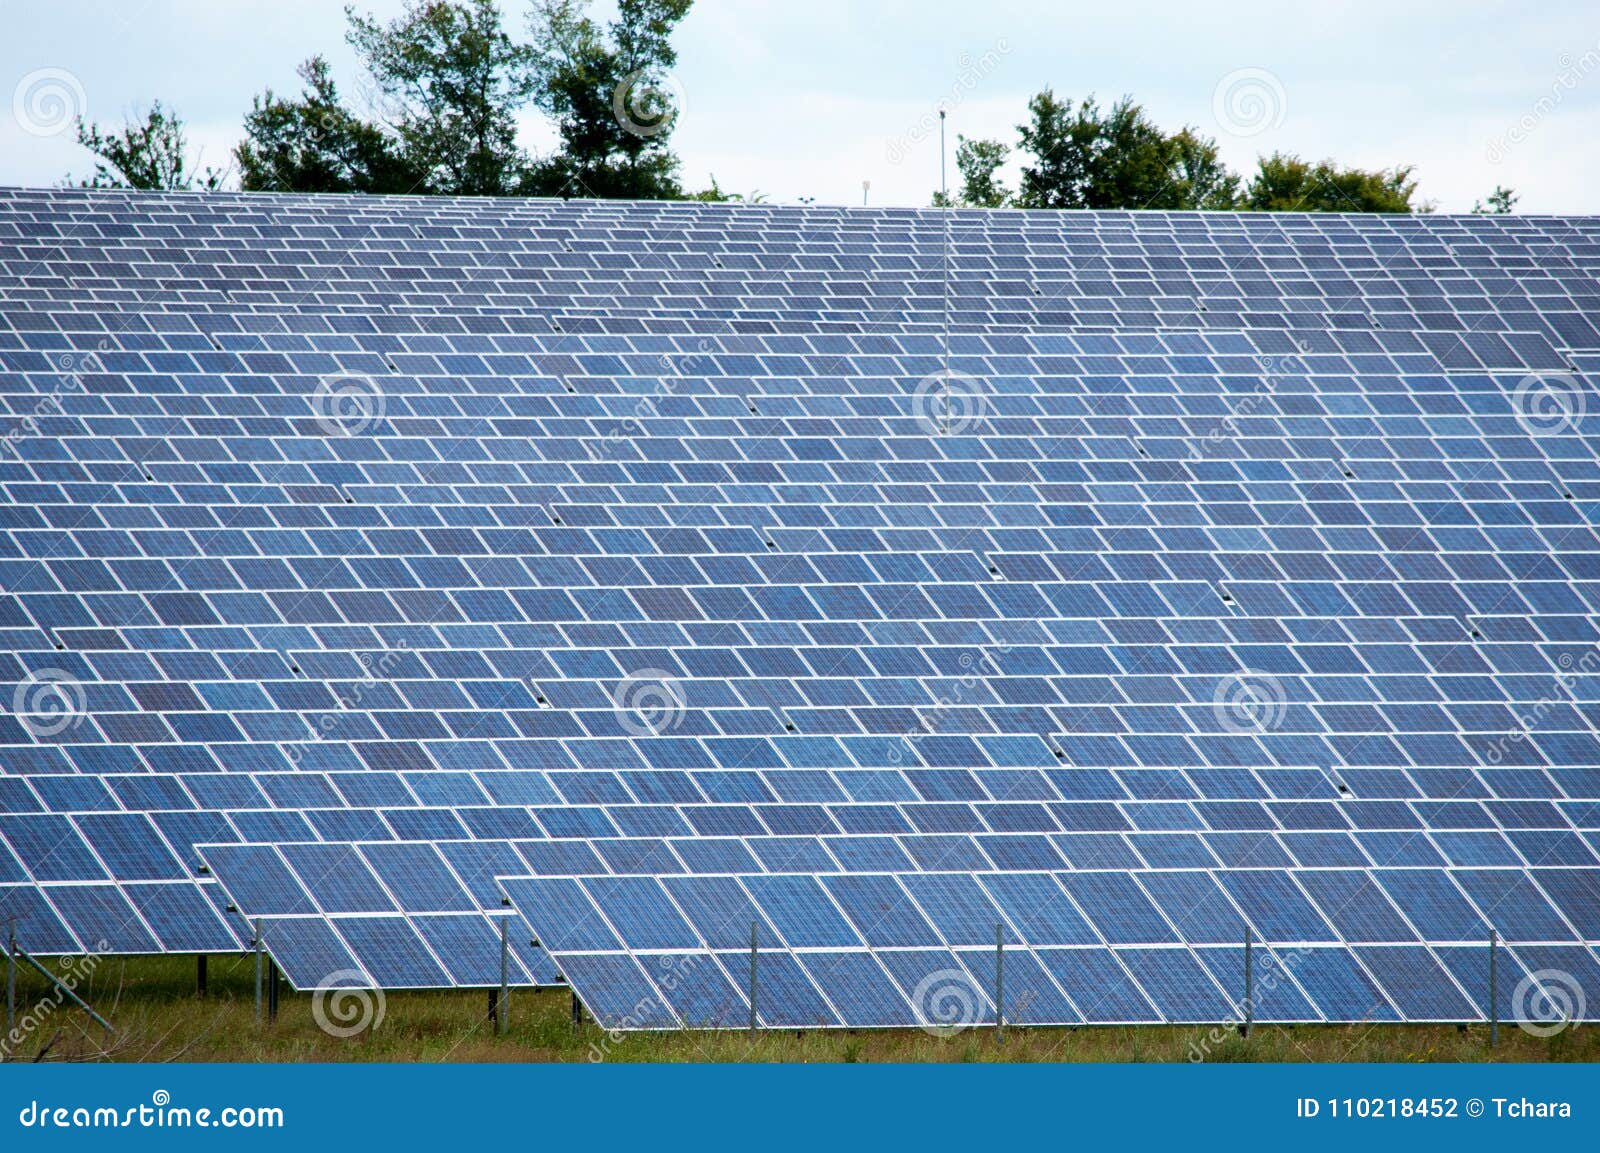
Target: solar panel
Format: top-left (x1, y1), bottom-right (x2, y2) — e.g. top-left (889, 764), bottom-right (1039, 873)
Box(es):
top-left (1, 188), bottom-right (1598, 1028)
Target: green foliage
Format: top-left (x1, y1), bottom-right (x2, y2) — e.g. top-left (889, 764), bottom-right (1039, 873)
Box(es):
top-left (345, 0), bottom-right (538, 195)
top-left (523, 0), bottom-right (693, 198)
top-left (1011, 92), bottom-right (1237, 211)
top-left (684, 175), bottom-right (767, 202)
top-left (1244, 152), bottom-right (1419, 212)
top-left (936, 134), bottom-right (1010, 208)
top-left (71, 102), bottom-right (225, 191)
top-left (1473, 185), bottom-right (1517, 214)
top-left (236, 57), bottom-right (420, 193)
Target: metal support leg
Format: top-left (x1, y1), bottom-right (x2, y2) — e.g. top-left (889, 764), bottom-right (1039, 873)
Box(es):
top-left (1489, 928), bottom-right (1499, 1048)
top-left (994, 923), bottom-right (1005, 1045)
top-left (6, 923), bottom-right (15, 1036)
top-left (197, 955), bottom-right (207, 999)
top-left (253, 920), bottom-right (263, 1024)
top-left (497, 918), bottom-right (509, 1036)
top-left (749, 921), bottom-right (758, 1035)
top-left (1242, 925), bottom-right (1253, 1038)
top-left (267, 957), bottom-right (279, 1024)
top-left (571, 991), bottom-right (583, 1028)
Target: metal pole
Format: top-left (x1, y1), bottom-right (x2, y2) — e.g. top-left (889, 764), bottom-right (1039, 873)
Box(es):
top-left (995, 923), bottom-right (1005, 1044)
top-left (253, 920), bottom-right (263, 1023)
top-left (197, 955), bottom-right (207, 999)
top-left (571, 991), bottom-right (583, 1028)
top-left (13, 947), bottom-right (113, 1033)
top-left (497, 917), bottom-right (509, 1036)
top-left (939, 110), bottom-right (947, 202)
top-left (1489, 928), bottom-right (1498, 1048)
top-left (1243, 924), bottom-right (1254, 1038)
top-left (267, 957), bottom-right (279, 1024)
top-left (6, 923), bottom-right (15, 1036)
top-left (749, 921), bottom-right (759, 1034)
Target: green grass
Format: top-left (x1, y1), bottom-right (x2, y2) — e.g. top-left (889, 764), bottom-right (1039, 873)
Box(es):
top-left (2, 954), bottom-right (1594, 1063)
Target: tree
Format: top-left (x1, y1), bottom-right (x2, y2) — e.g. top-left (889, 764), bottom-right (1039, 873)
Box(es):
top-left (934, 135), bottom-right (1010, 208)
top-left (1474, 185), bottom-right (1517, 214)
top-left (236, 57), bottom-right (420, 193)
top-left (71, 102), bottom-right (226, 191)
top-left (1169, 127), bottom-right (1239, 211)
top-left (346, 0), bottom-right (539, 195)
top-left (1011, 91), bottom-right (1237, 210)
top-left (1244, 152), bottom-right (1419, 212)
top-left (523, 0), bottom-right (693, 198)
top-left (1014, 90), bottom-right (1096, 209)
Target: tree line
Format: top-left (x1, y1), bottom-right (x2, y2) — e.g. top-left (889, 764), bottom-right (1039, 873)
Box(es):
top-left (67, 0), bottom-right (1515, 213)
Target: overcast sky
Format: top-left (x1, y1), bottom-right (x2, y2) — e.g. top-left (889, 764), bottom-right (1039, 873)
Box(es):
top-left (3, 0), bottom-right (1599, 212)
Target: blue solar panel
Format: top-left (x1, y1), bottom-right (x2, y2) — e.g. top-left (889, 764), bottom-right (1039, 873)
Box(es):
top-left (2, 188), bottom-right (1599, 1023)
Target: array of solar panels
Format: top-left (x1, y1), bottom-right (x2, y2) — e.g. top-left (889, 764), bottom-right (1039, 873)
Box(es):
top-left (2, 188), bottom-right (1600, 1028)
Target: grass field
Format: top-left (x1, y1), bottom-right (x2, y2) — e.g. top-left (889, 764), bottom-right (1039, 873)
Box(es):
top-left (2, 953), bottom-right (1594, 1064)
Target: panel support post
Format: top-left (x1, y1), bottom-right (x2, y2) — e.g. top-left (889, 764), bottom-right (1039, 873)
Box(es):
top-left (1489, 928), bottom-right (1498, 1048)
top-left (197, 955), bottom-right (207, 999)
top-left (253, 920), bottom-right (263, 1024)
top-left (571, 991), bottom-right (584, 1028)
top-left (267, 956), bottom-right (279, 1024)
top-left (994, 922), bottom-right (1005, 1045)
top-left (1242, 924), bottom-right (1253, 1038)
top-left (749, 921), bottom-right (759, 1035)
top-left (6, 922), bottom-right (15, 1036)
top-left (496, 917), bottom-right (509, 1037)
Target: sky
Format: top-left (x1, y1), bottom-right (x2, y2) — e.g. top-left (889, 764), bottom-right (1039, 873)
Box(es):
top-left (2, 0), bottom-right (1599, 212)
